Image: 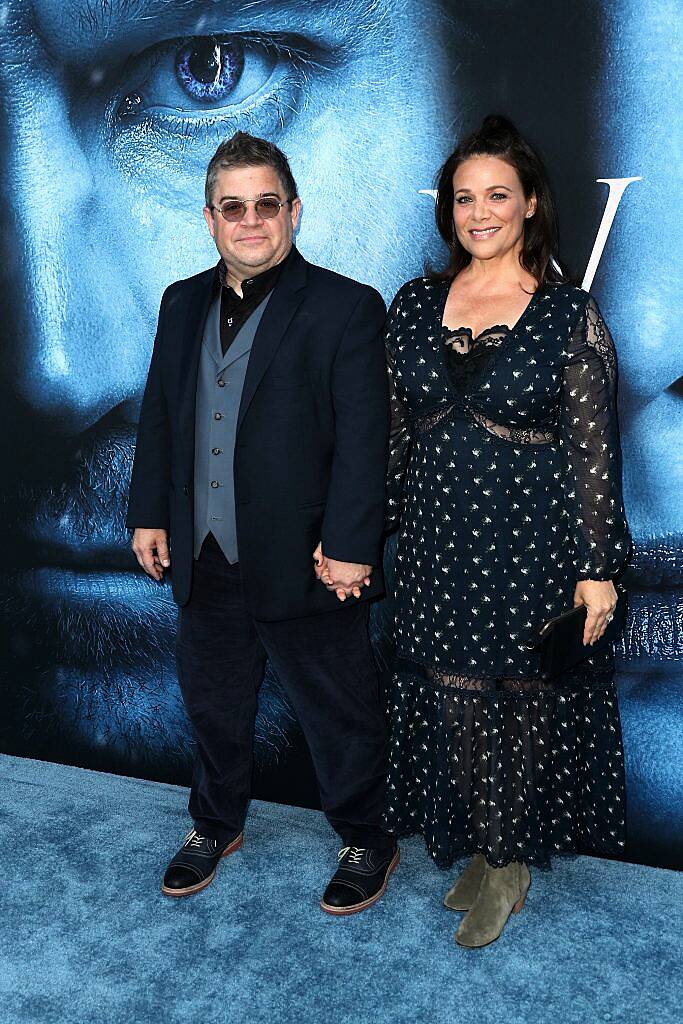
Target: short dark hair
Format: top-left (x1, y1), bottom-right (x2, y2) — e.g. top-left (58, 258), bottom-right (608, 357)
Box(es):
top-left (432, 114), bottom-right (570, 287)
top-left (204, 132), bottom-right (299, 207)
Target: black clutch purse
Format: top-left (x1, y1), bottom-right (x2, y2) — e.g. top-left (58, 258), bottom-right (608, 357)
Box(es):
top-left (526, 588), bottom-right (628, 676)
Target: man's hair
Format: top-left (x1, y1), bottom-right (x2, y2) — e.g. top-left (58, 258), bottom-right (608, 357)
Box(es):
top-left (204, 132), bottom-right (299, 208)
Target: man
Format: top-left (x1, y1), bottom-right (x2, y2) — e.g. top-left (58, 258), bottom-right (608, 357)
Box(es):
top-left (126, 132), bottom-right (397, 912)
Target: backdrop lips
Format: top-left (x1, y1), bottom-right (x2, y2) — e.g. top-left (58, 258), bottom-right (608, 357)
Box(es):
top-left (20, 566), bottom-right (165, 605)
top-left (618, 536), bottom-right (683, 666)
top-left (625, 537), bottom-right (683, 588)
top-left (4, 532), bottom-right (681, 662)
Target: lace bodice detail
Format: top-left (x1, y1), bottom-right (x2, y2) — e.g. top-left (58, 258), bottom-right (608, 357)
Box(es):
top-left (443, 323), bottom-right (510, 392)
top-left (443, 323), bottom-right (558, 444)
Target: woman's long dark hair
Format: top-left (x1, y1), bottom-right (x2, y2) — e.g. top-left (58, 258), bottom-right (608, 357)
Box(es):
top-left (432, 114), bottom-right (570, 287)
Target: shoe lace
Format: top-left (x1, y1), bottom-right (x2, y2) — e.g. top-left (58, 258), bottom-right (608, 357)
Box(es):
top-left (184, 830), bottom-right (209, 850)
top-left (339, 846), bottom-right (366, 865)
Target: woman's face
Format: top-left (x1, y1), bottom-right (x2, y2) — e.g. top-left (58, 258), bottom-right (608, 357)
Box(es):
top-left (452, 155), bottom-right (536, 263)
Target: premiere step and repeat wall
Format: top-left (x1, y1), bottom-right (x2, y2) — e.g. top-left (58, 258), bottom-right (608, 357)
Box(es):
top-left (0, 1), bottom-right (680, 869)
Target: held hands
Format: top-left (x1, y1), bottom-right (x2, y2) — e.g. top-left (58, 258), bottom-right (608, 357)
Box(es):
top-left (132, 528), bottom-right (170, 582)
top-left (573, 579), bottom-right (618, 646)
top-left (313, 542), bottom-right (372, 602)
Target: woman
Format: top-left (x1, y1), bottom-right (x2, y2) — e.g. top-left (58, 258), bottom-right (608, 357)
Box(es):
top-left (384, 115), bottom-right (631, 948)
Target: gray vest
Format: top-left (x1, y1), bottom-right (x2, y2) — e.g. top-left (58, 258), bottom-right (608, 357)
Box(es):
top-left (193, 291), bottom-right (272, 563)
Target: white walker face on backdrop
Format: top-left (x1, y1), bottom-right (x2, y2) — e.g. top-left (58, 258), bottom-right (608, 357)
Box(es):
top-left (0, 0), bottom-right (680, 866)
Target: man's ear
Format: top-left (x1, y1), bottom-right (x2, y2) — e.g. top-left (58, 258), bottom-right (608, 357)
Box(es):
top-left (290, 197), bottom-right (302, 231)
top-left (203, 206), bottom-right (216, 238)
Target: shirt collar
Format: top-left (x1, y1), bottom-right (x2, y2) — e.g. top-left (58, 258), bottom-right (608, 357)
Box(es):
top-left (216, 246), bottom-right (294, 297)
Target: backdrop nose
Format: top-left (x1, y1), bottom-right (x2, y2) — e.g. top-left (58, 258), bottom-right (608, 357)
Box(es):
top-left (0, 82), bottom-right (146, 437)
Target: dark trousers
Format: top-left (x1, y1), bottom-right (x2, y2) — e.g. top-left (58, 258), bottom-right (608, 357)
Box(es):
top-left (176, 532), bottom-right (393, 852)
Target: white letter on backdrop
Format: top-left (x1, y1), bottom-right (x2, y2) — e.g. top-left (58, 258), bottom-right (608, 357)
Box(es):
top-left (582, 177), bottom-right (642, 291)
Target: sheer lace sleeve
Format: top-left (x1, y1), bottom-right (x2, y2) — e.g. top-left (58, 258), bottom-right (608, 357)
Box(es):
top-left (385, 290), bottom-right (411, 531)
top-left (558, 295), bottom-right (631, 580)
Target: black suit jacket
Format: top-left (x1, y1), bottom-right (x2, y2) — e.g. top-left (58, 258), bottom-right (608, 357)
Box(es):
top-left (126, 247), bottom-right (389, 620)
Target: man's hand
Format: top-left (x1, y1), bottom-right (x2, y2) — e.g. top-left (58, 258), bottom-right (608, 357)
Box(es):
top-left (132, 528), bottom-right (171, 582)
top-left (313, 543), bottom-right (371, 601)
top-left (573, 579), bottom-right (618, 645)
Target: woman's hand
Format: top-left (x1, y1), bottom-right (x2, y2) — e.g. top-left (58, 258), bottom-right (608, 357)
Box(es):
top-left (312, 542), bottom-right (371, 601)
top-left (573, 579), bottom-right (618, 645)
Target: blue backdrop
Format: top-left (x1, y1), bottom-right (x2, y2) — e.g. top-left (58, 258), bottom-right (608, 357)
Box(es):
top-left (0, 0), bottom-right (680, 869)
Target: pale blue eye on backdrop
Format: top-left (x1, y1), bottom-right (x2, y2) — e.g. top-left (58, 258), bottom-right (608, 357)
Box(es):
top-left (114, 33), bottom-right (321, 130)
top-left (176, 38), bottom-right (245, 103)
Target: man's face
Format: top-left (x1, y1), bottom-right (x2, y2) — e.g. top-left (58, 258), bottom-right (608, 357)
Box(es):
top-left (203, 165), bottom-right (301, 279)
top-left (0, 0), bottom-right (452, 775)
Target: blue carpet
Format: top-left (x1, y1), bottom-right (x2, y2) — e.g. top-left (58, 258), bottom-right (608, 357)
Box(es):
top-left (0, 755), bottom-right (680, 1024)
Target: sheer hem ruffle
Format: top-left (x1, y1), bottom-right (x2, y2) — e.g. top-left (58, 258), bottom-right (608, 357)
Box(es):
top-left (383, 660), bottom-right (627, 870)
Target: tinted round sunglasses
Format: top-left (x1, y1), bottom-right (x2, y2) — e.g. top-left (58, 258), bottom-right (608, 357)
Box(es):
top-left (210, 196), bottom-right (292, 222)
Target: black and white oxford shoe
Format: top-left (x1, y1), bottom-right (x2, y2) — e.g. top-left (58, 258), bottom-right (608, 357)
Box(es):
top-left (161, 829), bottom-right (243, 897)
top-left (320, 844), bottom-right (399, 915)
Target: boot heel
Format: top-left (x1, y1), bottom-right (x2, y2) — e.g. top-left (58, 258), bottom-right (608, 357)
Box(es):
top-left (512, 892), bottom-right (527, 914)
top-left (512, 875), bottom-right (530, 914)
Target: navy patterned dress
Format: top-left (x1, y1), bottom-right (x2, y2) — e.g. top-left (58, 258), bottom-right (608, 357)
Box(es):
top-left (384, 278), bottom-right (631, 869)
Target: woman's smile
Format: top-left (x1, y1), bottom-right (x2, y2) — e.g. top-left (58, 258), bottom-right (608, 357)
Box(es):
top-left (468, 226), bottom-right (501, 239)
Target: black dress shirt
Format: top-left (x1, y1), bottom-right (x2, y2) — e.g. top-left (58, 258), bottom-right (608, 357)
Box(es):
top-left (216, 247), bottom-right (293, 356)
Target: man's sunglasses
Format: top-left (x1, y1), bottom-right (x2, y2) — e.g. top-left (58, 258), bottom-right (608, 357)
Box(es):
top-left (210, 197), bottom-right (291, 223)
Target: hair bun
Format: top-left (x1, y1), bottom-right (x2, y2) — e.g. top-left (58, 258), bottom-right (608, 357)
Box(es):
top-left (480, 114), bottom-right (521, 140)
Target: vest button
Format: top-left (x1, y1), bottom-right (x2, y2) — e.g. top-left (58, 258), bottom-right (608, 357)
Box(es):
top-left (214, 412), bottom-right (222, 420)
top-left (217, 378), bottom-right (226, 387)
top-left (211, 480), bottom-right (220, 489)
top-left (212, 448), bottom-right (221, 456)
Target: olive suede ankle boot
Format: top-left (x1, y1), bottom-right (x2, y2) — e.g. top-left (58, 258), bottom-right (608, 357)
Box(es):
top-left (455, 860), bottom-right (531, 948)
top-left (443, 853), bottom-right (486, 911)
